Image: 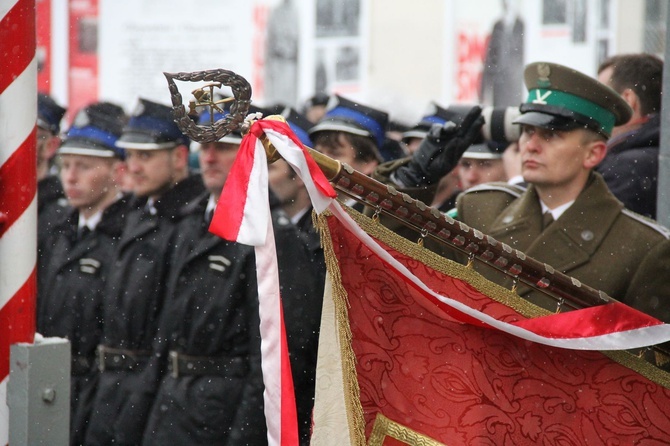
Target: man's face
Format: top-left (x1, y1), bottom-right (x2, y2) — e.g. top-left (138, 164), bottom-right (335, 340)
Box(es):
top-left (59, 154), bottom-right (119, 212)
top-left (518, 125), bottom-right (594, 189)
top-left (457, 157), bottom-right (506, 189)
top-left (405, 137), bottom-right (422, 154)
top-left (36, 127), bottom-right (60, 179)
top-left (597, 66), bottom-right (614, 87)
top-left (314, 133), bottom-right (378, 176)
top-left (198, 141), bottom-right (239, 196)
top-left (268, 159), bottom-right (302, 206)
top-left (125, 148), bottom-right (179, 198)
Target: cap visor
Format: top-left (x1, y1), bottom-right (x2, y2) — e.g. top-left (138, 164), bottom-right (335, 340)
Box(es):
top-left (117, 131), bottom-right (178, 150)
top-left (58, 146), bottom-right (117, 158)
top-left (513, 112), bottom-right (582, 131)
top-left (309, 120), bottom-right (371, 139)
top-left (401, 130), bottom-right (428, 142)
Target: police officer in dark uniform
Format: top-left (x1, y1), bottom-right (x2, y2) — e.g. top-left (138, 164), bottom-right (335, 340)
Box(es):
top-left (140, 108), bottom-right (264, 445)
top-left (37, 101), bottom-right (129, 445)
top-left (86, 98), bottom-right (204, 445)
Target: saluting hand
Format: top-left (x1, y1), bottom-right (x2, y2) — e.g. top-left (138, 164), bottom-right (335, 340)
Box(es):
top-left (394, 106), bottom-right (484, 187)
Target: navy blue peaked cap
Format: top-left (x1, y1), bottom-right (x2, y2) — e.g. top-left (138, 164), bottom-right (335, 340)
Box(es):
top-left (308, 95), bottom-right (389, 148)
top-left (37, 93), bottom-right (67, 134)
top-left (196, 101), bottom-right (268, 145)
top-left (402, 102), bottom-right (472, 142)
top-left (280, 107), bottom-right (313, 147)
top-left (117, 98), bottom-right (190, 150)
top-left (59, 102), bottom-right (127, 159)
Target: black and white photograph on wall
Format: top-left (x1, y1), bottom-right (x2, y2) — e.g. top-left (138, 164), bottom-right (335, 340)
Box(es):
top-left (572, 0), bottom-right (587, 42)
top-left (335, 46), bottom-right (359, 82)
top-left (265, 0), bottom-right (300, 106)
top-left (480, 0), bottom-right (525, 108)
top-left (314, 0), bottom-right (363, 93)
top-left (543, 0), bottom-right (567, 24)
top-left (316, 0), bottom-right (360, 37)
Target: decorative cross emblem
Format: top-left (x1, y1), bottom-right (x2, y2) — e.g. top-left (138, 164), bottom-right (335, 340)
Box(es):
top-left (532, 90), bottom-right (552, 105)
top-left (188, 82), bottom-right (235, 124)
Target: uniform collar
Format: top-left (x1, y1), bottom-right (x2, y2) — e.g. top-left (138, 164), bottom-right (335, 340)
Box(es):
top-left (540, 199), bottom-right (574, 221)
top-left (78, 210), bottom-right (103, 231)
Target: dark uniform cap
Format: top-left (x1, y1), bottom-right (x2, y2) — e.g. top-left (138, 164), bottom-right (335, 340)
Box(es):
top-left (308, 95), bottom-right (389, 148)
top-left (402, 102), bottom-right (471, 142)
top-left (280, 106), bottom-right (313, 147)
top-left (37, 93), bottom-right (67, 134)
top-left (462, 141), bottom-right (504, 160)
top-left (305, 92), bottom-right (330, 108)
top-left (195, 102), bottom-right (268, 145)
top-left (513, 61), bottom-right (632, 138)
top-left (59, 102), bottom-right (127, 159)
top-left (117, 98), bottom-right (190, 150)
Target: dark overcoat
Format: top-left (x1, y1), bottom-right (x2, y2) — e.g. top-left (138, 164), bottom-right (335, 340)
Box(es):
top-left (85, 174), bottom-right (203, 446)
top-left (37, 196), bottom-right (129, 446)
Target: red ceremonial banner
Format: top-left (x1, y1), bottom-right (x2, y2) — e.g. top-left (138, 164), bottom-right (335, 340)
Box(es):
top-left (321, 211), bottom-right (670, 445)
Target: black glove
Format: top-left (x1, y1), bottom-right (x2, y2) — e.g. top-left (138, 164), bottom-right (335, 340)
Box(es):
top-left (394, 106), bottom-right (484, 187)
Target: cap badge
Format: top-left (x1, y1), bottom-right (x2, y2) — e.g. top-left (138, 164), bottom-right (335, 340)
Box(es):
top-left (536, 63), bottom-right (552, 88)
top-left (133, 101), bottom-right (145, 116)
top-left (73, 110), bottom-right (90, 128)
top-left (532, 90), bottom-right (552, 105)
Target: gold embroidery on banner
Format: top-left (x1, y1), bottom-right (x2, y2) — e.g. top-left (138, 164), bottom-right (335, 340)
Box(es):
top-left (322, 206), bottom-right (670, 391)
top-left (368, 413), bottom-right (446, 446)
top-left (316, 211), bottom-right (367, 446)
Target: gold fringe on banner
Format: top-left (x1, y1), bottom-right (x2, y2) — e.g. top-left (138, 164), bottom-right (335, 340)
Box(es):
top-left (316, 210), bottom-right (368, 446)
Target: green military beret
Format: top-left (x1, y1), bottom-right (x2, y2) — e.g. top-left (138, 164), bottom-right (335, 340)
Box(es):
top-left (513, 61), bottom-right (632, 138)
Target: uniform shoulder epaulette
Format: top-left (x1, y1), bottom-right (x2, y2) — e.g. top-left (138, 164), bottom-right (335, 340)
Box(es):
top-left (621, 209), bottom-right (670, 239)
top-left (461, 182), bottom-right (527, 198)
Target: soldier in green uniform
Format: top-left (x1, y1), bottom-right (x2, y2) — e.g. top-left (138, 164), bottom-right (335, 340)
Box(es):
top-left (376, 61), bottom-right (670, 325)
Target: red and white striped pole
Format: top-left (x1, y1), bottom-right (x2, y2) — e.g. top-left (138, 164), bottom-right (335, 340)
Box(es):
top-left (0, 0), bottom-right (38, 443)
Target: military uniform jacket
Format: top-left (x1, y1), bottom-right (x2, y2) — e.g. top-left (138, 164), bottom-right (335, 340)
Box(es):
top-left (457, 173), bottom-right (670, 321)
top-left (143, 193), bottom-right (265, 446)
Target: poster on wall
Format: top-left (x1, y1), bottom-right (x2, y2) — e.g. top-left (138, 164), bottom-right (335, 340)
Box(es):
top-left (98, 0), bottom-right (257, 111)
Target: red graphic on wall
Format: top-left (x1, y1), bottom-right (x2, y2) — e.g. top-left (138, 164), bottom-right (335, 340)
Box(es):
top-left (68, 0), bottom-right (99, 122)
top-left (252, 4), bottom-right (268, 101)
top-left (36, 0), bottom-right (52, 92)
top-left (456, 31), bottom-right (486, 102)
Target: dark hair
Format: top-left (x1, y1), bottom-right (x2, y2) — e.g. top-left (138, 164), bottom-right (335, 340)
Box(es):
top-left (312, 131), bottom-right (381, 163)
top-left (598, 53), bottom-right (663, 116)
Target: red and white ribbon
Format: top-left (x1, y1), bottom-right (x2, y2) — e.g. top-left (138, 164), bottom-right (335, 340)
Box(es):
top-left (210, 119), bottom-right (335, 446)
top-left (0, 0), bottom-right (38, 443)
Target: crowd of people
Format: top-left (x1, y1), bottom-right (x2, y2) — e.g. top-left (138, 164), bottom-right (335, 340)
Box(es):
top-left (36, 52), bottom-right (669, 445)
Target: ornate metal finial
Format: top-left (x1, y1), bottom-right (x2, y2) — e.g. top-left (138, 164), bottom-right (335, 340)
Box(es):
top-left (164, 69), bottom-right (252, 143)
